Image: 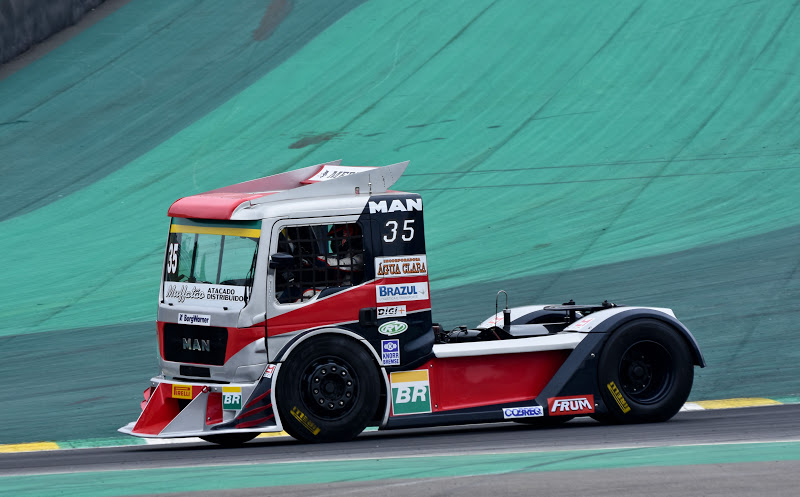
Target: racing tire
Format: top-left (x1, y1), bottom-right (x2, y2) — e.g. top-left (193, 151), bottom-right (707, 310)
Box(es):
top-left (200, 433), bottom-right (258, 447)
top-left (276, 335), bottom-right (380, 443)
top-left (597, 319), bottom-right (693, 424)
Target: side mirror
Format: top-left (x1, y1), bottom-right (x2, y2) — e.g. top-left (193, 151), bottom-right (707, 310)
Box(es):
top-left (269, 252), bottom-right (295, 269)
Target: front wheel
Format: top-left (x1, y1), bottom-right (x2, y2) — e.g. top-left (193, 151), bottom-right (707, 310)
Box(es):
top-left (597, 319), bottom-right (694, 423)
top-left (276, 335), bottom-right (380, 443)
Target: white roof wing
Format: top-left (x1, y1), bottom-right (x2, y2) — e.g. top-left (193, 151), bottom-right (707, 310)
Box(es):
top-left (204, 160), bottom-right (343, 194)
top-left (247, 160), bottom-right (409, 206)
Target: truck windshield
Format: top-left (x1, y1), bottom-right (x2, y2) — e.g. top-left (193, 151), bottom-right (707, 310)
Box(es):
top-left (163, 219), bottom-right (260, 309)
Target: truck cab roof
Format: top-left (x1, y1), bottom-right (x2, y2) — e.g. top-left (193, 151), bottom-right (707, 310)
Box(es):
top-left (167, 160), bottom-right (410, 221)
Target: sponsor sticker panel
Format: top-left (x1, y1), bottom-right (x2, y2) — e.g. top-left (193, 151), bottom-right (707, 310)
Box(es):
top-left (390, 370), bottom-right (432, 415)
top-left (382, 339), bottom-right (400, 366)
top-left (178, 313), bottom-right (211, 326)
top-left (304, 165), bottom-right (375, 183)
top-left (164, 283), bottom-right (247, 310)
top-left (548, 395), bottom-right (595, 415)
top-left (222, 387), bottom-right (242, 410)
top-left (172, 384), bottom-right (193, 400)
top-left (503, 406), bottom-right (544, 419)
top-left (378, 320), bottom-right (408, 336)
top-left (377, 305), bottom-right (407, 318)
top-left (368, 198), bottom-right (423, 214)
top-left (376, 282), bottom-right (429, 303)
top-left (375, 255), bottom-right (428, 278)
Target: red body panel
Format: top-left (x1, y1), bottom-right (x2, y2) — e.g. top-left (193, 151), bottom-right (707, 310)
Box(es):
top-left (266, 277), bottom-right (430, 336)
top-left (168, 192), bottom-right (274, 220)
top-left (133, 384), bottom-right (203, 435)
top-left (206, 392), bottom-right (223, 425)
top-left (423, 350), bottom-right (570, 412)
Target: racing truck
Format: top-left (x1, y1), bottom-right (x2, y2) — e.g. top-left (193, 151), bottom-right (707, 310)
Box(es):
top-left (119, 160), bottom-right (705, 446)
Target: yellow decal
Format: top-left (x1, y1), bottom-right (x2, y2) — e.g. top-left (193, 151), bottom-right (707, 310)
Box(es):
top-left (290, 406), bottom-right (321, 435)
top-left (170, 224), bottom-right (261, 238)
top-left (172, 384), bottom-right (193, 399)
top-left (390, 370), bottom-right (429, 383)
top-left (607, 381), bottom-right (631, 413)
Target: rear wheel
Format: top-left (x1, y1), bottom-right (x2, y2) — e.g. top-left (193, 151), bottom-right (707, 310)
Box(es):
top-left (200, 433), bottom-right (258, 447)
top-left (597, 319), bottom-right (693, 423)
top-left (276, 335), bottom-right (380, 443)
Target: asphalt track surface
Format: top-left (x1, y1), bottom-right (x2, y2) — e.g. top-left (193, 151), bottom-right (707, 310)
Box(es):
top-left (1, 404), bottom-right (799, 496)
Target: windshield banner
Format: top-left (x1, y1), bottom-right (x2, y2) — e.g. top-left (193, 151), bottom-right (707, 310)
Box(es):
top-left (164, 283), bottom-right (247, 310)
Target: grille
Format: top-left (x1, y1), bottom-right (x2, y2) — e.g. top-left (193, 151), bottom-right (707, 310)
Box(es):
top-left (163, 323), bottom-right (228, 365)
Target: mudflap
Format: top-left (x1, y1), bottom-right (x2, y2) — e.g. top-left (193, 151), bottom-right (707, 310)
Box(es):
top-left (534, 333), bottom-right (610, 418)
top-left (119, 365), bottom-right (282, 438)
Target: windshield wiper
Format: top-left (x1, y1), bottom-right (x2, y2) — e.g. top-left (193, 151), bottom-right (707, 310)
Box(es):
top-left (244, 247), bottom-right (258, 305)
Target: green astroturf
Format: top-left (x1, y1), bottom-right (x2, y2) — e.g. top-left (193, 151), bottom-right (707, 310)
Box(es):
top-left (0, 0), bottom-right (799, 443)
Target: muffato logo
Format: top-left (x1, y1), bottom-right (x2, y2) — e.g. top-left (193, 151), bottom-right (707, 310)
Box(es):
top-left (379, 320), bottom-right (408, 336)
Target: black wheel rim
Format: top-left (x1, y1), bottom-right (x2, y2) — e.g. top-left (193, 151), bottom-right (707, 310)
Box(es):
top-left (618, 340), bottom-right (673, 404)
top-left (300, 356), bottom-right (358, 420)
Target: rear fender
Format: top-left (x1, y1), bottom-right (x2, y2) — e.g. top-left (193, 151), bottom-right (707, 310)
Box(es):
top-left (566, 307), bottom-right (705, 367)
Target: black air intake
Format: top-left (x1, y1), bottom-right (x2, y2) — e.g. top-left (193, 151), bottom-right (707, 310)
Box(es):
top-left (163, 323), bottom-right (227, 366)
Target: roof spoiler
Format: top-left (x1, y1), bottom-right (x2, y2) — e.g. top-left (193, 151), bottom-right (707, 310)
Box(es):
top-left (228, 160), bottom-right (410, 209)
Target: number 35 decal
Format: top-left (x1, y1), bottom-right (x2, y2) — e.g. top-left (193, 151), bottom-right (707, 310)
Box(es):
top-left (166, 242), bottom-right (179, 273)
top-left (383, 220), bottom-right (415, 242)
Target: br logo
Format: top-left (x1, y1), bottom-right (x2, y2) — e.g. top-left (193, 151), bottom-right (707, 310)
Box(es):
top-left (222, 387), bottom-right (242, 410)
top-left (390, 370), bottom-right (431, 415)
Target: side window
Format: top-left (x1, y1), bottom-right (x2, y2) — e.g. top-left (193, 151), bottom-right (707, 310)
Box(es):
top-left (274, 223), bottom-right (365, 304)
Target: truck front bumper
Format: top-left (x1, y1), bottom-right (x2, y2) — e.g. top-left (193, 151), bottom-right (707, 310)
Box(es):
top-left (119, 370), bottom-right (281, 439)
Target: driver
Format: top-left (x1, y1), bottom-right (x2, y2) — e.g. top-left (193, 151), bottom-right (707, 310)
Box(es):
top-left (316, 223), bottom-right (364, 286)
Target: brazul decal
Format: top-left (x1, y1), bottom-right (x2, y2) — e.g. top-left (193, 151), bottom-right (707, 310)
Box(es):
top-left (548, 395), bottom-right (595, 415)
top-left (390, 370), bottom-right (431, 415)
top-left (378, 320), bottom-right (408, 336)
top-left (375, 255), bottom-right (427, 278)
top-left (503, 406), bottom-right (544, 419)
top-left (376, 282), bottom-right (429, 303)
top-left (607, 381), bottom-right (631, 413)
